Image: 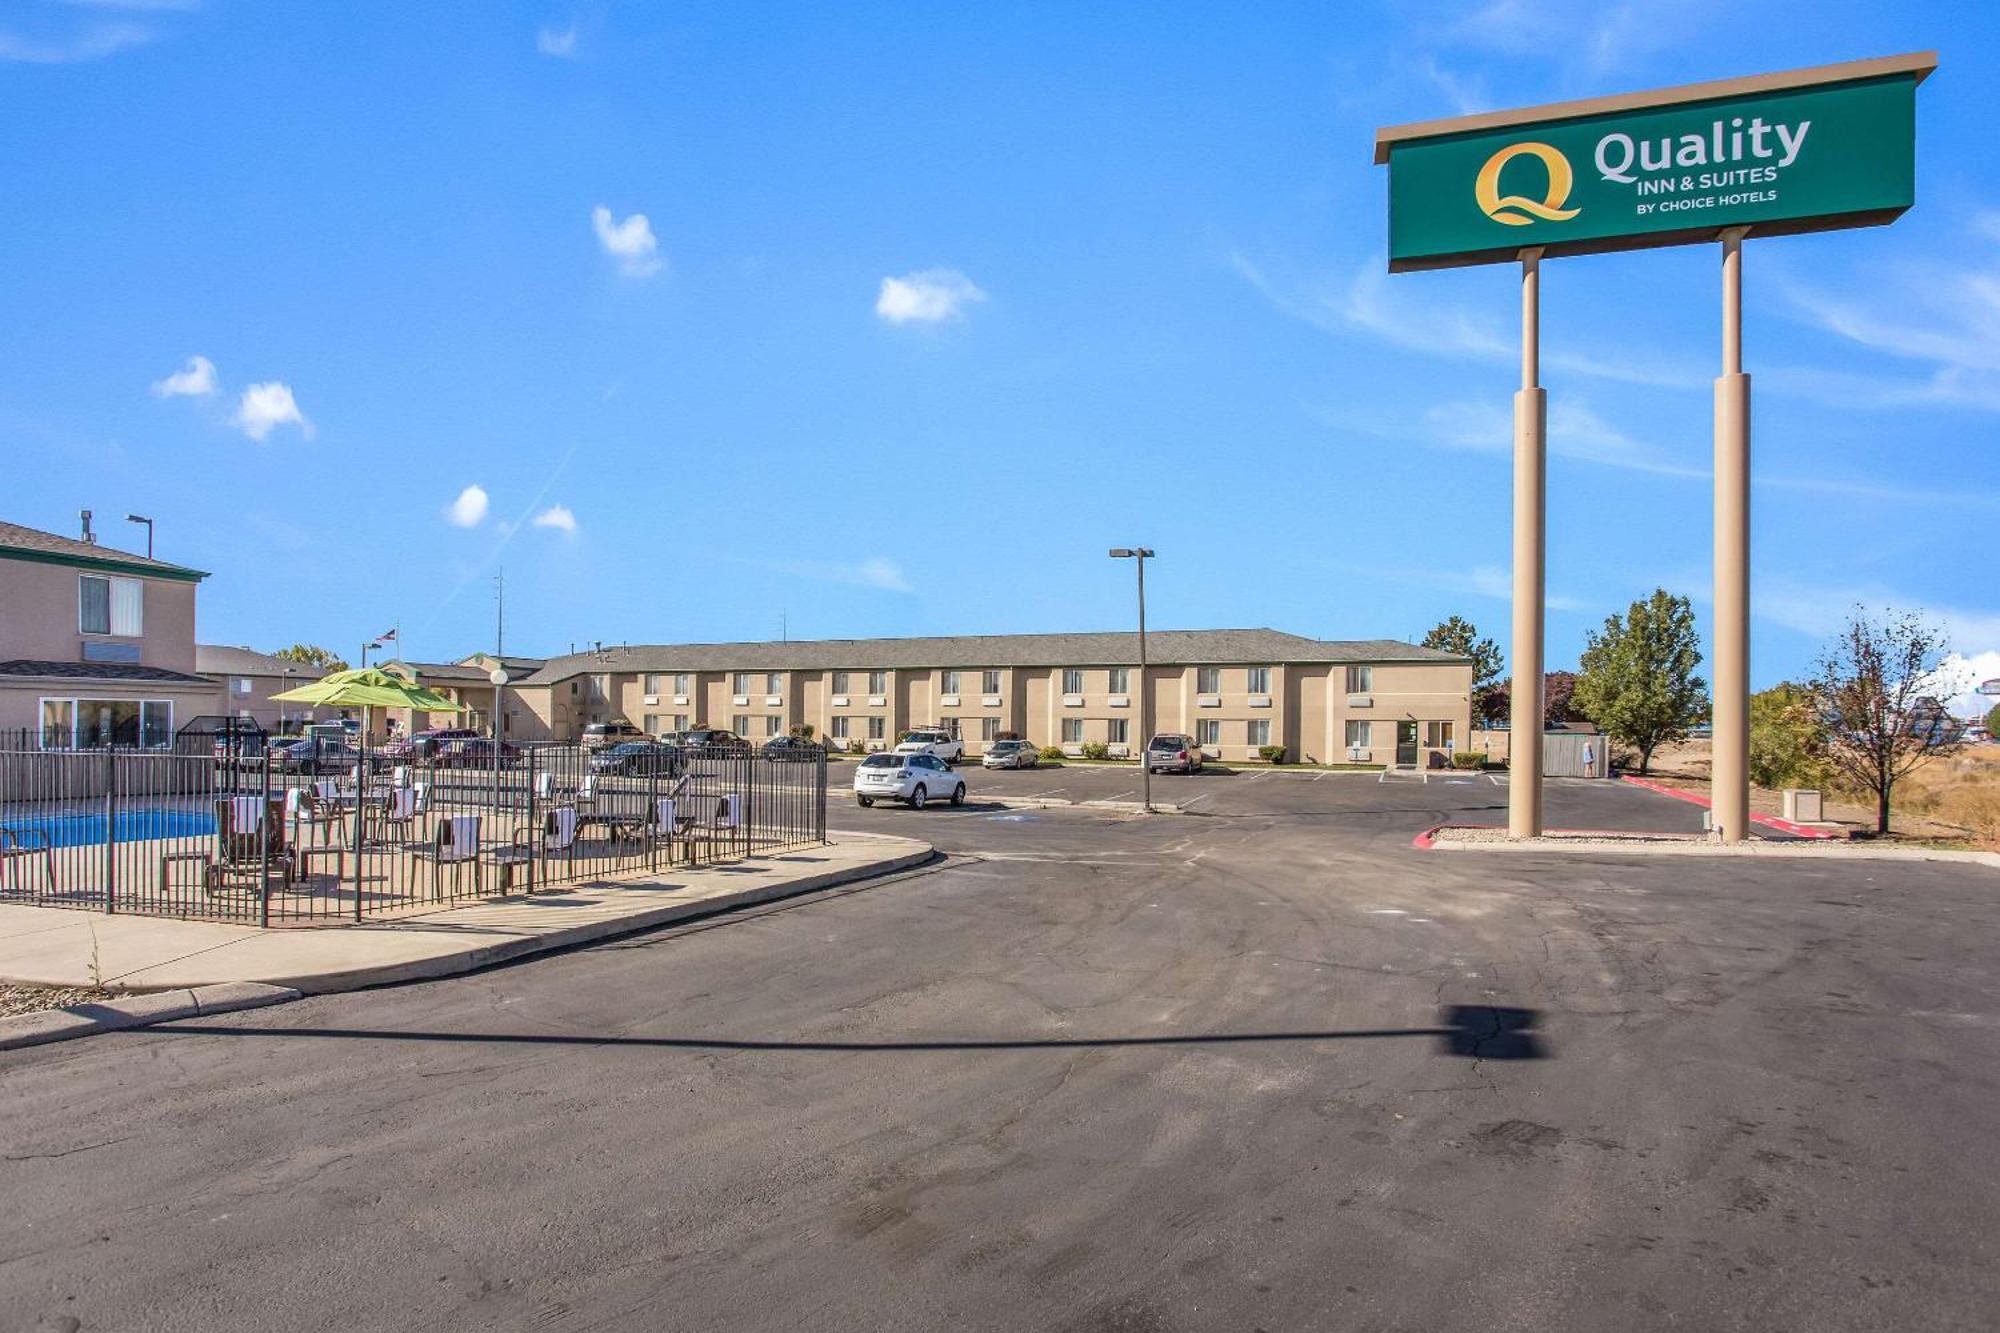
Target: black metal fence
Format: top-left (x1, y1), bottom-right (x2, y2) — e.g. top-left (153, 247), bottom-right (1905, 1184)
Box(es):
top-left (0, 738), bottom-right (827, 925)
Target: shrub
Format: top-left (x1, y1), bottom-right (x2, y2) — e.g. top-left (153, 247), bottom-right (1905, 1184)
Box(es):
top-left (1257, 744), bottom-right (1287, 764)
top-left (1080, 741), bottom-right (1111, 760)
top-left (1038, 745), bottom-right (1065, 762)
top-left (1451, 751), bottom-right (1488, 770)
top-left (847, 739), bottom-right (866, 756)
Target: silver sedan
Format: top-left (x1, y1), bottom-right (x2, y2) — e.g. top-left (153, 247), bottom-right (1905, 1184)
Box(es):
top-left (981, 739), bottom-right (1040, 770)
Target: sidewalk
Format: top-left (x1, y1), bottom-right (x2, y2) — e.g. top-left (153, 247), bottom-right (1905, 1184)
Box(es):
top-left (0, 831), bottom-right (932, 996)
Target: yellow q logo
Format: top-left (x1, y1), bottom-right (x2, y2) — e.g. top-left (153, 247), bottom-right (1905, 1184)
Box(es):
top-left (1475, 142), bottom-right (1581, 226)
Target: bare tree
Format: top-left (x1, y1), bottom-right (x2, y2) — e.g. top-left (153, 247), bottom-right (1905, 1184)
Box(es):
top-left (1809, 607), bottom-right (1964, 836)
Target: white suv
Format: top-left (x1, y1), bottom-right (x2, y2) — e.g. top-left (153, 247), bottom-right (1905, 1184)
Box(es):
top-left (854, 752), bottom-right (966, 809)
top-left (893, 728), bottom-right (963, 766)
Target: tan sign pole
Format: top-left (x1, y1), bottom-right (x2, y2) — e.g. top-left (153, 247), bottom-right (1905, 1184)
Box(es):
top-left (1711, 227), bottom-right (1752, 842)
top-left (1509, 247), bottom-right (1546, 838)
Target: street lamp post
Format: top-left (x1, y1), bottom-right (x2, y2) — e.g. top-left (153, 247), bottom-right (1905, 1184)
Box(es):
top-left (1109, 548), bottom-right (1155, 814)
top-left (125, 514), bottom-right (154, 560)
top-left (489, 668), bottom-right (510, 826)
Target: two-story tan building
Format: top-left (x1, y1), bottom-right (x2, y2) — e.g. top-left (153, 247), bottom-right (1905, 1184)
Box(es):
top-left (0, 518), bottom-right (220, 747)
top-left (194, 644), bottom-right (333, 731)
top-left (504, 630), bottom-right (1473, 766)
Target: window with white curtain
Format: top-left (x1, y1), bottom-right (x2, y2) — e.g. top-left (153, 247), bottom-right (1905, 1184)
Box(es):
top-left (79, 575), bottom-right (142, 636)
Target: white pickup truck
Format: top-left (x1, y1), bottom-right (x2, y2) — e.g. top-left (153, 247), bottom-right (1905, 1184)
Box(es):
top-left (894, 728), bottom-right (964, 766)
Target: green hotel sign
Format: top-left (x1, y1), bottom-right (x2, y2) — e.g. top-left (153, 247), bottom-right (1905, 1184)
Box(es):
top-left (1378, 55), bottom-right (1931, 271)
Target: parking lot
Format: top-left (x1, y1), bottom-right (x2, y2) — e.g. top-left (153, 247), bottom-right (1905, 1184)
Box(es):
top-left (5, 764), bottom-right (1996, 1331)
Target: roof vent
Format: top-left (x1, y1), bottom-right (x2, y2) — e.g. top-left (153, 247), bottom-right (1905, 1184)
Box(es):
top-left (80, 509), bottom-right (96, 544)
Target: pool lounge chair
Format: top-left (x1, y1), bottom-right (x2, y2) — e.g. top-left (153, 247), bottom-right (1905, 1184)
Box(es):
top-left (204, 794), bottom-right (296, 894)
top-left (410, 814), bottom-right (483, 897)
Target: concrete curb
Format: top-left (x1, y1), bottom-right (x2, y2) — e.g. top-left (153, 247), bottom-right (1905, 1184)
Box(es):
top-left (1414, 824), bottom-right (2000, 869)
top-left (0, 981), bottom-right (302, 1052)
top-left (258, 842), bottom-right (941, 996)
top-left (987, 796), bottom-right (1184, 815)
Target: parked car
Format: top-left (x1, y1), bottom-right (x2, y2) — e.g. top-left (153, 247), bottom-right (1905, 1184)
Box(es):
top-left (581, 720), bottom-right (646, 750)
top-left (589, 740), bottom-right (684, 777)
top-left (981, 739), bottom-right (1040, 770)
top-left (674, 727), bottom-right (750, 752)
top-left (854, 752), bottom-right (965, 809)
top-left (894, 728), bottom-right (963, 765)
top-left (1144, 733), bottom-right (1203, 774)
top-left (379, 726), bottom-right (479, 761)
top-left (270, 736), bottom-right (365, 775)
top-left (760, 735), bottom-right (825, 762)
top-left (435, 737), bottom-right (522, 769)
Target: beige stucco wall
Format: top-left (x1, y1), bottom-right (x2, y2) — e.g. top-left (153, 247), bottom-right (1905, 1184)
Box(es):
top-left (0, 556), bottom-right (199, 672)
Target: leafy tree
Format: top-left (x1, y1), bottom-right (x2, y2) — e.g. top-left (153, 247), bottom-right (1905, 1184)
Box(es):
top-left (1986, 702), bottom-right (2000, 737)
top-left (1748, 682), bottom-right (1832, 790)
top-left (273, 644), bottom-right (349, 672)
top-left (1483, 670), bottom-right (1580, 728)
top-left (1572, 589), bottom-right (1708, 775)
top-left (1809, 607), bottom-right (1964, 836)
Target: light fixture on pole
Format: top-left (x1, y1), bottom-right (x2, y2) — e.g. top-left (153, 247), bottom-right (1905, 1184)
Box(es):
top-left (125, 514), bottom-right (154, 560)
top-left (1109, 548), bottom-right (1155, 814)
top-left (489, 667), bottom-right (510, 818)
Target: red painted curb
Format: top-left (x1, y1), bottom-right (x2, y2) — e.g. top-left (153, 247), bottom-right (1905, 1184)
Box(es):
top-left (1619, 774), bottom-right (1839, 840)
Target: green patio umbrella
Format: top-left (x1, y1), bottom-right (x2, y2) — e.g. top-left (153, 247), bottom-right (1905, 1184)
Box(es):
top-left (270, 668), bottom-right (469, 919)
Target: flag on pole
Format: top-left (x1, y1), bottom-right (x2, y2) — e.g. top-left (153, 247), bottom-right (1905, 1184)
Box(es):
top-left (378, 628), bottom-right (398, 641)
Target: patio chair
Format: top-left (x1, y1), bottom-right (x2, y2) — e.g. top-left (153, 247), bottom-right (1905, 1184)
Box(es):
top-left (486, 804), bottom-right (580, 890)
top-left (287, 781), bottom-right (344, 845)
top-left (532, 770), bottom-right (557, 807)
top-left (0, 828), bottom-right (56, 895)
top-left (371, 782), bottom-right (429, 845)
top-left (410, 814), bottom-right (483, 898)
top-left (391, 764), bottom-right (412, 790)
top-left (204, 794), bottom-right (296, 894)
top-left (574, 773), bottom-right (599, 812)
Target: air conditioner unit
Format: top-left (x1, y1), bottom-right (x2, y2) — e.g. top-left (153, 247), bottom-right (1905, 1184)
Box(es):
top-left (1347, 746), bottom-right (1370, 762)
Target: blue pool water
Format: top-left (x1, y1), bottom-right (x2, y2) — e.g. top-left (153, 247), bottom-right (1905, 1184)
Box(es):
top-left (2, 808), bottom-right (216, 849)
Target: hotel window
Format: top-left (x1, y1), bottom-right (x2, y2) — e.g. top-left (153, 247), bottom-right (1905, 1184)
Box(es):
top-left (1196, 719), bottom-right (1220, 747)
top-left (643, 674), bottom-right (663, 695)
top-left (672, 714), bottom-right (688, 732)
top-left (981, 670), bottom-right (1001, 694)
top-left (766, 715), bottom-right (783, 736)
top-left (867, 671), bottom-right (887, 694)
top-left (40, 697), bottom-right (172, 749)
top-left (1425, 720), bottom-right (1454, 748)
top-left (591, 673), bottom-right (610, 697)
top-left (733, 673), bottom-right (752, 694)
top-left (1062, 669), bottom-right (1084, 694)
top-left (831, 716), bottom-right (851, 739)
top-left (232, 677), bottom-right (253, 696)
top-left (673, 673), bottom-right (691, 695)
top-left (1345, 720), bottom-right (1373, 748)
top-left (1247, 667), bottom-right (1271, 694)
top-left (867, 716), bottom-right (885, 740)
top-left (767, 672), bottom-right (783, 693)
top-left (1061, 718), bottom-right (1084, 743)
top-left (731, 714), bottom-right (750, 734)
top-left (1106, 718), bottom-right (1128, 744)
top-left (1246, 719), bottom-right (1271, 747)
top-left (1345, 665), bottom-right (1373, 693)
top-left (79, 575), bottom-right (142, 637)
top-left (1108, 667), bottom-right (1129, 694)
top-left (980, 718), bottom-right (1000, 741)
top-left (643, 714), bottom-right (661, 734)
top-left (832, 671), bottom-right (849, 694)
top-left (941, 670), bottom-right (960, 693)
top-left (1197, 667), bottom-right (1220, 694)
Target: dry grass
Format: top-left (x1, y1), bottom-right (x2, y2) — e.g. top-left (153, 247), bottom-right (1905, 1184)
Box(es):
top-left (1642, 739), bottom-right (2000, 848)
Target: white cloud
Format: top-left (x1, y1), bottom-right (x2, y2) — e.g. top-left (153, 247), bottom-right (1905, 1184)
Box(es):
top-left (1416, 56), bottom-right (1489, 115)
top-left (1419, 397), bottom-right (1706, 478)
top-left (446, 484), bottom-right (490, 528)
top-left (150, 354), bottom-right (216, 398)
top-left (232, 381), bottom-right (309, 441)
top-left (591, 206), bottom-right (663, 278)
top-left (1231, 253), bottom-right (1700, 389)
top-left (531, 504), bottom-right (577, 533)
top-left (536, 25), bottom-right (577, 57)
top-left (1935, 651), bottom-right (2000, 718)
top-left (875, 269), bottom-right (987, 325)
top-left (769, 556), bottom-right (914, 594)
top-left (1448, 0), bottom-right (1709, 79)
top-left (0, 21), bottom-right (150, 63)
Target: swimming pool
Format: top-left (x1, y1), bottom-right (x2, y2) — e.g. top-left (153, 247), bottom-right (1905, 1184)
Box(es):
top-left (1, 807), bottom-right (216, 849)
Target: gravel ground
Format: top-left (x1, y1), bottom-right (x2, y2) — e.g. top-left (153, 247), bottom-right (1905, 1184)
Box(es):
top-left (0, 984), bottom-right (115, 1020)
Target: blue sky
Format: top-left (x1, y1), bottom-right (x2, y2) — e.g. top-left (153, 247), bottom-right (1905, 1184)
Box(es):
top-left (3, 1), bottom-right (1995, 705)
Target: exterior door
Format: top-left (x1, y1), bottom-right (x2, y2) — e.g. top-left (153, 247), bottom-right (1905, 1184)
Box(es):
top-left (1395, 720), bottom-right (1419, 766)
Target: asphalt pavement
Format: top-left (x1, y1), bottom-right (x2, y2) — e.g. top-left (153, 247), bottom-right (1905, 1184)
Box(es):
top-left (3, 773), bottom-right (1995, 1331)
